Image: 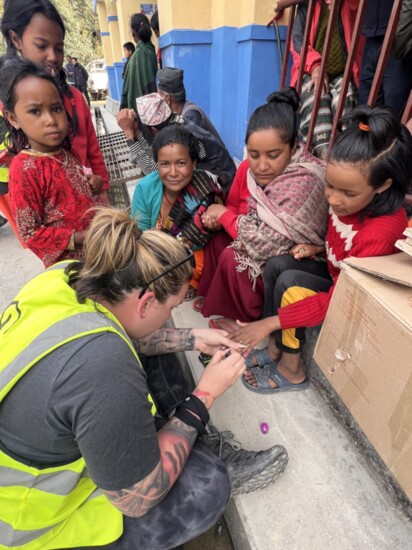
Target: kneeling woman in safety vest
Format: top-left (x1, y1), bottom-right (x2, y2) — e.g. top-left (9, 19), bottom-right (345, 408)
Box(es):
top-left (0, 207), bottom-right (288, 549)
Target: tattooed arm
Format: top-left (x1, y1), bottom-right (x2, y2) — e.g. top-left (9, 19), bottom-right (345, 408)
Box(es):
top-left (103, 416), bottom-right (198, 517)
top-left (102, 350), bottom-right (245, 518)
top-left (137, 328), bottom-right (245, 356)
top-left (137, 328), bottom-right (196, 355)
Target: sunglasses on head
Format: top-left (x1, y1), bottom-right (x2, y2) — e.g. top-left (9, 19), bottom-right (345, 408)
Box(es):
top-left (138, 247), bottom-right (195, 299)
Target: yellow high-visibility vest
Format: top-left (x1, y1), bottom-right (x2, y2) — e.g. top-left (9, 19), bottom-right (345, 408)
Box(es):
top-left (0, 261), bottom-right (156, 549)
top-left (0, 139), bottom-right (8, 185)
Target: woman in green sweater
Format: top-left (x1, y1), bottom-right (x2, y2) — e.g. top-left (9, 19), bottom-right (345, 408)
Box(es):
top-left (120, 13), bottom-right (157, 110)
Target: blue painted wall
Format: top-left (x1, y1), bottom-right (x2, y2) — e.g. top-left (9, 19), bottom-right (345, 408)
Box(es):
top-left (159, 24), bottom-right (289, 161)
top-left (106, 65), bottom-right (119, 101)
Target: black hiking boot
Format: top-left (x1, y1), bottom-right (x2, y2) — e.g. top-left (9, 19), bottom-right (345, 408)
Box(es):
top-left (200, 425), bottom-right (288, 496)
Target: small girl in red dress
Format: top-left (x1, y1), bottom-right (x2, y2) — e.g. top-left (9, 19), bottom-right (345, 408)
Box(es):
top-left (1, 58), bottom-right (95, 267)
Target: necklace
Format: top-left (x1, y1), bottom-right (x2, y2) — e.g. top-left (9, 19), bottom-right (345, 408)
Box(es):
top-left (27, 148), bottom-right (68, 167)
top-left (163, 191), bottom-right (177, 206)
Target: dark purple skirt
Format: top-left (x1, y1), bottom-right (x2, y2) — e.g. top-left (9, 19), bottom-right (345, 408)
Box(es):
top-left (198, 231), bottom-right (264, 322)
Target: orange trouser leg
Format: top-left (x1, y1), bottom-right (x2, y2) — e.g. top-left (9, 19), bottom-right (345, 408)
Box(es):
top-left (190, 249), bottom-right (204, 289)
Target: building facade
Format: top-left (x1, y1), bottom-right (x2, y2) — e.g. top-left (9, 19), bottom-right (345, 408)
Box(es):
top-left (93, 0), bottom-right (289, 160)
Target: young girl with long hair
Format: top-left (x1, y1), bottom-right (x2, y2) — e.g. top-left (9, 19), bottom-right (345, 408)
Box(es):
top-left (231, 105), bottom-right (412, 393)
top-left (1, 58), bottom-right (95, 266)
top-left (1, 0), bottom-right (110, 203)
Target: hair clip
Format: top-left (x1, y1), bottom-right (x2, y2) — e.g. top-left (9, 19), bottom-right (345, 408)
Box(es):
top-left (359, 122), bottom-right (370, 132)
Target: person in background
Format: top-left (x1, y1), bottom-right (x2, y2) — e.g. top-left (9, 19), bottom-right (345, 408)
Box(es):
top-left (117, 93), bottom-right (236, 192)
top-left (1, 0), bottom-right (111, 205)
top-left (120, 12), bottom-right (157, 110)
top-left (64, 53), bottom-right (74, 85)
top-left (72, 56), bottom-right (90, 108)
top-left (0, 206), bottom-right (289, 549)
top-left (150, 10), bottom-right (162, 69)
top-left (157, 66), bottom-right (225, 144)
top-left (122, 41), bottom-right (135, 79)
top-left (291, 0), bottom-right (361, 159)
top-left (359, 0), bottom-right (412, 117)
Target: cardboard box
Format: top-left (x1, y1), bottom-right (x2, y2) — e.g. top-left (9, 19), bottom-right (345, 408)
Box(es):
top-left (314, 252), bottom-right (412, 501)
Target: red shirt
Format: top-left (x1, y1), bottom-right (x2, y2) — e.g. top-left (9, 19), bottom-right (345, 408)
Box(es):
top-left (219, 160), bottom-right (250, 238)
top-left (9, 150), bottom-right (95, 267)
top-left (63, 86), bottom-right (109, 190)
top-left (278, 207), bottom-right (408, 329)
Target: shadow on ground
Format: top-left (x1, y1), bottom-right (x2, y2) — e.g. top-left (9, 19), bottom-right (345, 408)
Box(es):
top-left (186, 518), bottom-right (234, 549)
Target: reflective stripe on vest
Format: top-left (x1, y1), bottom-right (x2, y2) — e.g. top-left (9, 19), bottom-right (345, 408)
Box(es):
top-left (0, 262), bottom-right (155, 549)
top-left (0, 166), bottom-right (7, 184)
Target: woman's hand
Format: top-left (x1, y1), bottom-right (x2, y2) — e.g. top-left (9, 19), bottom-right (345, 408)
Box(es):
top-left (196, 348), bottom-right (246, 401)
top-left (192, 328), bottom-right (246, 356)
top-left (229, 318), bottom-right (280, 351)
top-left (309, 66), bottom-right (329, 94)
top-left (117, 109), bottom-right (140, 140)
top-left (201, 204), bottom-right (227, 230)
top-left (289, 243), bottom-right (325, 260)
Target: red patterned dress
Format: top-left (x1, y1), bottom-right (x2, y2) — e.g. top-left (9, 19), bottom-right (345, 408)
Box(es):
top-left (8, 149), bottom-right (95, 267)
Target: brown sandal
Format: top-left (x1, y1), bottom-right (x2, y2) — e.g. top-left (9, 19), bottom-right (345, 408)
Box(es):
top-left (184, 286), bottom-right (197, 301)
top-left (192, 296), bottom-right (205, 312)
top-left (208, 316), bottom-right (238, 333)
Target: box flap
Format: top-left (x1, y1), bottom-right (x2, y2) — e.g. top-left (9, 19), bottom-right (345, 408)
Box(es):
top-left (343, 253), bottom-right (412, 288)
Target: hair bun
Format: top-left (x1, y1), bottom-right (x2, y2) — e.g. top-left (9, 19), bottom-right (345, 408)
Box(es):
top-left (266, 86), bottom-right (299, 112)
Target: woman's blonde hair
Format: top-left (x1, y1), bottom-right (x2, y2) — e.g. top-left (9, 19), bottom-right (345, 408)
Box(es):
top-left (66, 207), bottom-right (192, 304)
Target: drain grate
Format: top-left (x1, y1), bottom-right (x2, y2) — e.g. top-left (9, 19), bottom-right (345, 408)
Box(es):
top-left (97, 130), bottom-right (141, 210)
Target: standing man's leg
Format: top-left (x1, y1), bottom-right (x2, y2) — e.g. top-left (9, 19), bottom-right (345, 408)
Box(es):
top-left (381, 55), bottom-right (412, 118)
top-left (359, 37), bottom-right (385, 106)
top-left (82, 86), bottom-right (91, 108)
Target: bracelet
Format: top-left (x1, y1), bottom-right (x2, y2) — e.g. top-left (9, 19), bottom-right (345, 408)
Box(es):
top-left (174, 407), bottom-right (207, 435)
top-left (174, 393), bottom-right (210, 435)
top-left (183, 394), bottom-right (210, 424)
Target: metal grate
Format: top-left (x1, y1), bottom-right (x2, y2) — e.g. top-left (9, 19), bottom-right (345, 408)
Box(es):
top-left (105, 97), bottom-right (120, 117)
top-left (97, 131), bottom-right (141, 210)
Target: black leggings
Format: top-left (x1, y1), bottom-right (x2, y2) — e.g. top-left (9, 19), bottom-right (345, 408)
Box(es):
top-left (263, 254), bottom-right (332, 354)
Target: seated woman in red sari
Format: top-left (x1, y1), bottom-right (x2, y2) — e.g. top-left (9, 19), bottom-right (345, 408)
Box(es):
top-left (195, 87), bottom-right (329, 326)
top-left (131, 124), bottom-right (225, 298)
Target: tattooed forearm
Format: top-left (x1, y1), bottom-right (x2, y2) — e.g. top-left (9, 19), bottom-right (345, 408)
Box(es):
top-left (103, 417), bottom-right (197, 518)
top-left (137, 328), bottom-right (195, 355)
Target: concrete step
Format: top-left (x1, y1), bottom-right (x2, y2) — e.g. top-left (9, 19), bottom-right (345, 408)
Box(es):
top-left (171, 301), bottom-right (412, 550)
